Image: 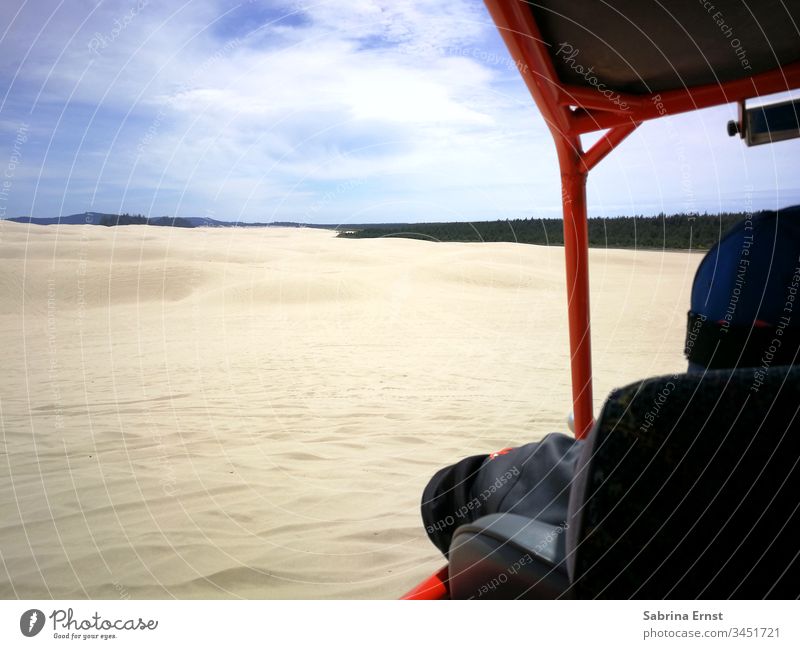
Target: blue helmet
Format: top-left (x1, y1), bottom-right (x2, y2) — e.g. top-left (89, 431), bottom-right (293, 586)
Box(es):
top-left (685, 205), bottom-right (800, 371)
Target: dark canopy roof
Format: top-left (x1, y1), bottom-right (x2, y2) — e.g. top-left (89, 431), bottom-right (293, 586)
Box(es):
top-left (529, 0), bottom-right (800, 95)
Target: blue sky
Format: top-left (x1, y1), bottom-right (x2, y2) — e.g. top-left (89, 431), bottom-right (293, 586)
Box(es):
top-left (0, 0), bottom-right (798, 223)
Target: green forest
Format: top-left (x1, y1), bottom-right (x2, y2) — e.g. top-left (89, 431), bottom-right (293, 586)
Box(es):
top-left (336, 212), bottom-right (751, 250)
top-left (96, 213), bottom-right (195, 227)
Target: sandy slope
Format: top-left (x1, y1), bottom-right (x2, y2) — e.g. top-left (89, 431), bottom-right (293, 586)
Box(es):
top-left (0, 221), bottom-right (701, 598)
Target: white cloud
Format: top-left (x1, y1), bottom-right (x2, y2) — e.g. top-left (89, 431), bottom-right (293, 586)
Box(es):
top-left (2, 0), bottom-right (797, 221)
top-left (1, 0), bottom-right (550, 220)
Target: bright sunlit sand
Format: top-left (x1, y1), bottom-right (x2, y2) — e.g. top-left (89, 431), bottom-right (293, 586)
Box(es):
top-left (0, 221), bottom-right (701, 598)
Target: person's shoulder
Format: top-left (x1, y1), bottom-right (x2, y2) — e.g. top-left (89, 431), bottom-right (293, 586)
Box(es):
top-left (512, 433), bottom-right (582, 460)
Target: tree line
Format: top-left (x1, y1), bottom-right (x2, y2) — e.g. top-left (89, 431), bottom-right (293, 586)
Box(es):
top-left (97, 213), bottom-right (194, 227)
top-left (336, 213), bottom-right (751, 250)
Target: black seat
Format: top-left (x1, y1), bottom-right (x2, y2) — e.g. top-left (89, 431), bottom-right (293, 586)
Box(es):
top-left (448, 365), bottom-right (800, 598)
top-left (448, 514), bottom-right (570, 599)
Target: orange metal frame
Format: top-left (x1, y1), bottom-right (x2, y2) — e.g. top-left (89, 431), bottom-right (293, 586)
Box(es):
top-left (400, 566), bottom-right (449, 600)
top-left (401, 0), bottom-right (800, 600)
top-left (484, 0), bottom-right (800, 439)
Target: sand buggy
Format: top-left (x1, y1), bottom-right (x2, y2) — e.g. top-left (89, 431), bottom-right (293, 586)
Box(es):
top-left (403, 0), bottom-right (800, 600)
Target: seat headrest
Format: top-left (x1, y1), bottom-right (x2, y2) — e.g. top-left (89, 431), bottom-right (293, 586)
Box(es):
top-left (566, 365), bottom-right (800, 598)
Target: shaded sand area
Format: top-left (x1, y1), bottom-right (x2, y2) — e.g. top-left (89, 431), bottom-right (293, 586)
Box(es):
top-left (0, 221), bottom-right (701, 598)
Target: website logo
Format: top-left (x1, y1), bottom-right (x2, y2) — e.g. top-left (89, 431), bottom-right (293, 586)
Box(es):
top-left (20, 609), bottom-right (45, 637)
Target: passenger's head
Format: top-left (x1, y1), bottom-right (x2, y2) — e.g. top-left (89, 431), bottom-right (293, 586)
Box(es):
top-left (684, 205), bottom-right (800, 372)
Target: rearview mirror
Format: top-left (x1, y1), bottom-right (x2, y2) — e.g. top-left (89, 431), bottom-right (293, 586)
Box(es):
top-left (728, 98), bottom-right (800, 146)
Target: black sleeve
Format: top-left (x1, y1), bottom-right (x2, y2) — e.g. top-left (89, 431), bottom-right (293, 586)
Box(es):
top-left (473, 433), bottom-right (582, 526)
top-left (420, 434), bottom-right (583, 558)
top-left (421, 453), bottom-right (487, 557)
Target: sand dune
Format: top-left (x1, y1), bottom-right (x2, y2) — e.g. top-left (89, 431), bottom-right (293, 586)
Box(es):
top-left (0, 221), bottom-right (701, 598)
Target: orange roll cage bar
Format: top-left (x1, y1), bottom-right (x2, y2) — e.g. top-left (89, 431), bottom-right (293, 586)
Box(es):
top-left (401, 1), bottom-right (800, 600)
top-left (483, 0), bottom-right (800, 439)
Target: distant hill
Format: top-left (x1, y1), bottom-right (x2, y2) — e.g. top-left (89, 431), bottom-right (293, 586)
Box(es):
top-left (6, 211), bottom-right (766, 251)
top-left (5, 212), bottom-right (337, 229)
top-left (9, 212), bottom-right (123, 225)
